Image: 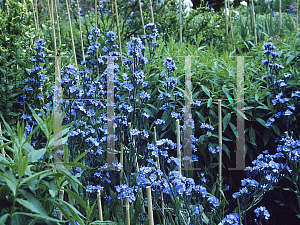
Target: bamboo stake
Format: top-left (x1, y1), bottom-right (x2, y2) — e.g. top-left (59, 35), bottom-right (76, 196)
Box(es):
top-left (149, 0), bottom-right (155, 24)
top-left (35, 0), bottom-right (39, 33)
top-left (297, 0), bottom-right (299, 34)
top-left (120, 131), bottom-right (124, 213)
top-left (138, 0), bottom-right (146, 35)
top-left (58, 187), bottom-right (64, 220)
top-left (176, 119), bottom-right (182, 175)
top-left (114, 0), bottom-right (123, 61)
top-left (23, 0), bottom-right (29, 17)
top-left (51, 0), bottom-right (57, 56)
top-left (225, 0), bottom-right (228, 35)
top-left (251, 0), bottom-right (257, 45)
top-left (146, 186), bottom-right (154, 225)
top-left (153, 127), bottom-right (165, 225)
top-left (0, 123), bottom-right (6, 157)
top-left (97, 190), bottom-right (103, 221)
top-left (227, 0), bottom-right (235, 51)
top-left (179, 0), bottom-right (182, 43)
top-left (76, 0), bottom-right (85, 61)
top-left (95, 0), bottom-right (98, 28)
top-left (65, 0), bottom-right (78, 66)
top-left (125, 196), bottom-right (130, 225)
top-left (279, 0), bottom-right (282, 30)
top-left (46, 0), bottom-right (52, 23)
top-left (31, 0), bottom-right (38, 34)
top-left (110, 0), bottom-right (116, 42)
top-left (54, 0), bottom-right (62, 46)
top-left (218, 100), bottom-right (222, 193)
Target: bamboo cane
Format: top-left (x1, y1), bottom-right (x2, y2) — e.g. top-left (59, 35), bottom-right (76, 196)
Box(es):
top-left (97, 190), bottom-right (103, 221)
top-left (95, 0), bottom-right (98, 28)
top-left (176, 119), bottom-right (182, 175)
top-left (30, 0), bottom-right (38, 34)
top-left (149, 0), bottom-right (154, 24)
top-left (179, 0), bottom-right (182, 43)
top-left (0, 123), bottom-right (6, 157)
top-left (153, 127), bottom-right (165, 225)
top-left (146, 186), bottom-right (154, 225)
top-left (114, 0), bottom-right (123, 61)
top-left (120, 131), bottom-right (124, 213)
top-left (76, 0), bottom-right (85, 61)
top-left (35, 0), bottom-right (39, 33)
top-left (110, 0), bottom-right (116, 43)
top-left (225, 0), bottom-right (228, 35)
top-left (138, 0), bottom-right (146, 35)
top-left (51, 0), bottom-right (57, 56)
top-left (297, 0), bottom-right (299, 34)
top-left (54, 0), bottom-right (62, 46)
top-left (125, 196), bottom-right (130, 225)
top-left (58, 187), bottom-right (64, 220)
top-left (46, 0), bottom-right (52, 23)
top-left (251, 0), bottom-right (257, 45)
top-left (227, 0), bottom-right (235, 51)
top-left (218, 100), bottom-right (222, 193)
top-left (23, 0), bottom-right (28, 17)
top-left (279, 0), bottom-right (282, 30)
top-left (65, 0), bottom-right (78, 66)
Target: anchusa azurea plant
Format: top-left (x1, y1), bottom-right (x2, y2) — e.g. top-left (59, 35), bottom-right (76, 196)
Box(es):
top-left (261, 41), bottom-right (299, 137)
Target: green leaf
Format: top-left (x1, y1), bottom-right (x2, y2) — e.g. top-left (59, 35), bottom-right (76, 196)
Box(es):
top-left (28, 105), bottom-right (49, 139)
top-left (13, 212), bottom-right (64, 223)
top-left (223, 113), bottom-right (231, 132)
top-left (0, 214), bottom-right (9, 224)
top-left (201, 85), bottom-right (211, 97)
top-left (249, 127), bottom-right (256, 146)
top-left (20, 170), bottom-right (52, 186)
top-left (64, 189), bottom-right (87, 210)
top-left (263, 131), bottom-right (270, 146)
top-left (272, 124), bottom-right (281, 136)
top-left (255, 118), bottom-right (268, 128)
top-left (28, 148), bottom-right (46, 162)
top-left (74, 147), bottom-right (93, 163)
top-left (16, 198), bottom-right (47, 215)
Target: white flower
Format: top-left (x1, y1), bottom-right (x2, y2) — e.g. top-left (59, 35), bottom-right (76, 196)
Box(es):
top-left (240, 1), bottom-right (247, 6)
top-left (216, 25), bottom-right (220, 28)
top-left (229, 0), bottom-right (234, 3)
top-left (235, 10), bottom-right (239, 16)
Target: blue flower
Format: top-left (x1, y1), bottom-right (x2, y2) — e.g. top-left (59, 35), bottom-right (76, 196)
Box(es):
top-left (254, 206), bottom-right (270, 220)
top-left (207, 195), bottom-right (219, 207)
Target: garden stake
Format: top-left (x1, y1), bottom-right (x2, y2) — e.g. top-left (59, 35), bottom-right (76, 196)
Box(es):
top-left (58, 187), bottom-right (64, 220)
top-left (76, 0), bottom-right (85, 62)
top-left (297, 0), bottom-right (299, 33)
top-left (284, 131), bottom-right (289, 138)
top-left (95, 0), bottom-right (98, 28)
top-left (251, 0), bottom-right (257, 45)
top-left (51, 0), bottom-right (58, 56)
top-left (120, 131), bottom-right (124, 213)
top-left (179, 0), bottom-right (182, 43)
top-left (114, 0), bottom-right (123, 61)
top-left (54, 0), bottom-right (62, 46)
top-left (97, 190), bottom-right (103, 221)
top-left (176, 119), bottom-right (182, 175)
top-left (125, 196), bottom-right (130, 225)
top-left (227, 0), bottom-right (235, 51)
top-left (225, 0), bottom-right (228, 35)
top-left (107, 57), bottom-right (115, 166)
top-left (110, 0), bottom-right (116, 43)
top-left (153, 127), bottom-right (165, 225)
top-left (146, 186), bottom-right (154, 225)
top-left (35, 0), bottom-right (39, 33)
top-left (149, 0), bottom-right (155, 24)
top-left (279, 0), bottom-right (282, 30)
top-left (65, 0), bottom-right (78, 66)
top-left (138, 0), bottom-right (146, 35)
top-left (0, 123), bottom-right (6, 157)
top-left (46, 0), bottom-right (52, 26)
top-left (237, 195), bottom-right (242, 225)
top-left (218, 100), bottom-right (222, 193)
top-left (30, 0), bottom-right (38, 34)
top-left (23, 0), bottom-right (28, 17)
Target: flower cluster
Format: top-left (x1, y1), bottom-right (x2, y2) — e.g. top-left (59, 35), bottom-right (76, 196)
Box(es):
top-left (115, 184), bottom-right (139, 203)
top-left (254, 206), bottom-right (270, 224)
top-left (221, 213), bottom-right (240, 225)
